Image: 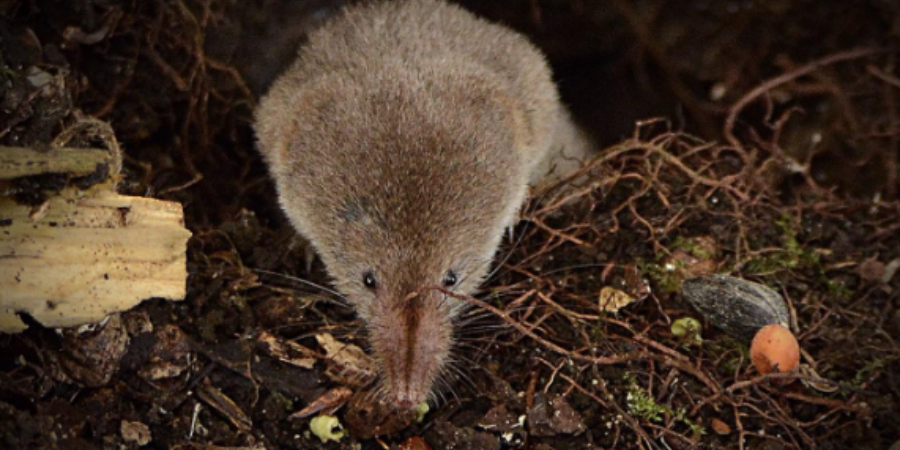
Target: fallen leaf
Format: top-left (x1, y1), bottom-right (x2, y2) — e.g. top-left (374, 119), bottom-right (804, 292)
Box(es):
top-left (137, 324), bottom-right (192, 385)
top-left (344, 390), bottom-right (417, 439)
top-left (51, 314), bottom-right (129, 387)
top-left (257, 331), bottom-right (316, 369)
top-left (598, 286), bottom-right (635, 313)
top-left (289, 387), bottom-right (353, 420)
top-left (527, 393), bottom-right (585, 437)
top-left (316, 333), bottom-right (378, 386)
top-left (668, 236), bottom-right (718, 278)
top-left (120, 420), bottom-right (152, 446)
top-left (671, 317), bottom-right (703, 345)
top-left (710, 418), bottom-right (731, 435)
top-left (415, 401), bottom-right (430, 423)
top-left (478, 404), bottom-right (519, 432)
top-left (426, 420), bottom-right (500, 450)
top-left (253, 295), bottom-right (305, 328)
top-left (399, 436), bottom-right (432, 450)
top-left (122, 310), bottom-right (153, 335)
top-left (197, 381), bottom-right (252, 432)
top-left (857, 257), bottom-right (885, 282)
top-left (624, 264), bottom-right (652, 301)
top-left (884, 257), bottom-right (900, 284)
top-left (479, 404), bottom-right (526, 445)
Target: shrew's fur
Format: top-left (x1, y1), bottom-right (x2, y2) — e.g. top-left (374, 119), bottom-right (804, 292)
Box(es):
top-left (254, 0), bottom-right (592, 409)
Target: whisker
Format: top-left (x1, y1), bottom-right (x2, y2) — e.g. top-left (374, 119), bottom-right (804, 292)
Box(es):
top-left (537, 262), bottom-right (615, 277)
top-left (449, 186), bottom-right (551, 296)
top-left (455, 304), bottom-right (530, 322)
top-left (431, 368), bottom-right (459, 407)
top-left (251, 267), bottom-right (349, 304)
top-left (480, 189), bottom-right (552, 283)
top-left (443, 360), bottom-right (478, 393)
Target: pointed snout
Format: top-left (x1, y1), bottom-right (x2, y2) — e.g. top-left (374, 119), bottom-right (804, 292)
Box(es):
top-left (368, 289), bottom-right (453, 410)
top-left (392, 385), bottom-right (421, 411)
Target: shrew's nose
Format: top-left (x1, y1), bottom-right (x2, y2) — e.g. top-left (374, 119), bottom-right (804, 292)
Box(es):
top-left (394, 389), bottom-right (417, 410)
top-left (370, 289), bottom-right (451, 411)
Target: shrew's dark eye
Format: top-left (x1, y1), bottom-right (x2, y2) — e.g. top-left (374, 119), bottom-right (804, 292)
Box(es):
top-left (443, 270), bottom-right (458, 288)
top-left (363, 272), bottom-right (378, 290)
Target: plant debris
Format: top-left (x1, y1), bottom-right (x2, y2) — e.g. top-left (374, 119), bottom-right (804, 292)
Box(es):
top-left (343, 389), bottom-right (418, 440)
top-left (309, 414), bottom-right (344, 443)
top-left (1, 0), bottom-right (899, 449)
top-left (682, 274), bottom-right (792, 341)
top-left (598, 286), bottom-right (637, 313)
top-left (527, 393), bottom-right (586, 437)
top-left (120, 420), bottom-right (152, 446)
top-left (288, 386), bottom-right (353, 420)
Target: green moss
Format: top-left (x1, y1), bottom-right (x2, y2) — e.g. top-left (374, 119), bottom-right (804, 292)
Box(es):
top-left (708, 337), bottom-right (750, 378)
top-left (639, 259), bottom-right (684, 294)
top-left (743, 216), bottom-right (806, 274)
top-left (851, 357), bottom-right (893, 387)
top-left (821, 276), bottom-right (854, 300)
top-left (744, 215), bottom-right (852, 299)
top-left (268, 392), bottom-right (294, 412)
top-left (671, 236), bottom-right (712, 259)
top-left (626, 381), bottom-right (667, 422)
top-left (490, 291), bottom-right (504, 308)
top-left (640, 236), bottom-right (717, 294)
top-left (588, 322), bottom-right (606, 341)
top-left (624, 375), bottom-right (706, 436)
top-left (198, 309), bottom-right (226, 342)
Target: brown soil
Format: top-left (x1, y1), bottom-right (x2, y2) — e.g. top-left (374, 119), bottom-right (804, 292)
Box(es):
top-left (1, 1), bottom-right (899, 449)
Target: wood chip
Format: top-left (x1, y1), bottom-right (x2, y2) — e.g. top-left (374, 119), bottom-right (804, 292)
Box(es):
top-left (344, 390), bottom-right (417, 440)
top-left (120, 420), bottom-right (152, 446)
top-left (315, 333), bottom-right (378, 386)
top-left (289, 387), bottom-right (353, 420)
top-left (52, 313), bottom-right (129, 387)
top-left (527, 393), bottom-right (585, 436)
top-left (198, 381), bottom-right (252, 432)
top-left (256, 331), bottom-right (316, 369)
top-left (0, 186), bottom-right (191, 333)
top-left (0, 146), bottom-right (112, 180)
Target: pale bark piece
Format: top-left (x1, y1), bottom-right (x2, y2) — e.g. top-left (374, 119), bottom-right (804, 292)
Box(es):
top-left (0, 186), bottom-right (192, 332)
top-left (0, 146), bottom-right (113, 179)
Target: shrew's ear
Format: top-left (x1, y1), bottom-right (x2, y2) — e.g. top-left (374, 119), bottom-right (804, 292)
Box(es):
top-left (491, 88), bottom-right (531, 157)
top-left (253, 75), bottom-right (334, 170)
top-left (432, 70), bottom-right (530, 158)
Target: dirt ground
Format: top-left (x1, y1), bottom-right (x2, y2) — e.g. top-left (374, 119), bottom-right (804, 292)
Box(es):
top-left (2, 0), bottom-right (900, 449)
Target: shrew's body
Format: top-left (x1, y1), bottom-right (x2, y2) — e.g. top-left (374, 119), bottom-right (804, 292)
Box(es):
top-left (254, 0), bottom-right (592, 408)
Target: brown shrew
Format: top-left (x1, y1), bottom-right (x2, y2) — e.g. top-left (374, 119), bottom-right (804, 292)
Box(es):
top-left (254, 0), bottom-right (593, 410)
